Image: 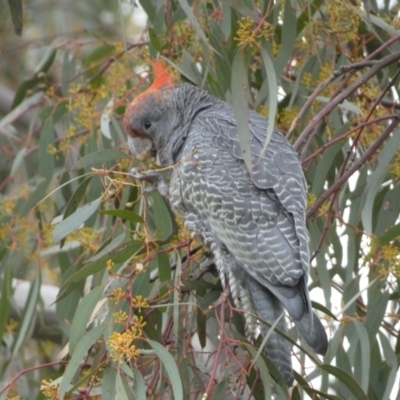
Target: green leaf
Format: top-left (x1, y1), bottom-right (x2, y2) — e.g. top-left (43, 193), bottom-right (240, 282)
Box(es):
top-left (7, 0), bottom-right (22, 35)
top-left (350, 320), bottom-right (370, 392)
top-left (63, 177), bottom-right (92, 220)
top-left (364, 291), bottom-right (389, 342)
top-left (53, 197), bottom-right (102, 243)
top-left (59, 324), bottom-right (108, 398)
top-left (102, 366), bottom-right (117, 400)
top-left (138, 0), bottom-right (155, 21)
top-left (69, 285), bottom-right (103, 355)
top-left (360, 11), bottom-right (400, 35)
top-left (39, 116), bottom-right (55, 180)
top-left (61, 50), bottom-right (76, 95)
top-left (132, 262), bottom-right (150, 297)
top-left (72, 149), bottom-right (130, 170)
top-left (0, 91), bottom-right (44, 135)
top-left (378, 332), bottom-right (398, 400)
top-left (0, 262), bottom-right (13, 346)
top-left (361, 127), bottom-right (400, 234)
top-left (57, 240), bottom-right (143, 301)
top-left (176, 0), bottom-right (210, 50)
top-left (274, 0), bottom-right (297, 76)
top-left (212, 379), bottom-right (228, 399)
top-left (149, 27), bottom-right (162, 52)
top-left (259, 45), bottom-right (278, 156)
top-left (11, 274), bottom-right (41, 356)
top-left (86, 44), bottom-right (115, 67)
top-left (132, 366), bottom-right (147, 399)
top-left (115, 371), bottom-right (129, 400)
top-left (12, 48), bottom-right (56, 108)
top-left (147, 339), bottom-right (183, 400)
top-left (148, 191), bottom-right (175, 242)
top-left (320, 365), bottom-right (368, 400)
top-left (87, 232), bottom-right (127, 263)
top-left (178, 50), bottom-right (203, 86)
top-left (99, 209), bottom-right (144, 223)
top-left (243, 344), bottom-right (275, 399)
top-left (296, 0), bottom-right (324, 35)
top-left (311, 301), bottom-right (338, 321)
top-left (10, 147), bottom-right (27, 177)
top-left (231, 50), bottom-right (252, 175)
top-left (380, 223), bottom-right (400, 246)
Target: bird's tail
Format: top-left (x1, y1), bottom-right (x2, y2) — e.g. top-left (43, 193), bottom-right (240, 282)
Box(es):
top-left (247, 277), bottom-right (294, 387)
top-left (261, 276), bottom-right (328, 356)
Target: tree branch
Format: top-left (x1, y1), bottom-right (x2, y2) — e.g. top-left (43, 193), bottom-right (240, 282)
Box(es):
top-left (306, 116), bottom-right (400, 219)
top-left (294, 51), bottom-right (400, 152)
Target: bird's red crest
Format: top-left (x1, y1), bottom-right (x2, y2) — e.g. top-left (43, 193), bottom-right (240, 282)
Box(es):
top-left (148, 60), bottom-right (176, 90)
top-left (124, 60), bottom-right (176, 137)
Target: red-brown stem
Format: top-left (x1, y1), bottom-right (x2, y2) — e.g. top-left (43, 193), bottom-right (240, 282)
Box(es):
top-left (203, 300), bottom-right (225, 397)
top-left (294, 51), bottom-right (400, 151)
top-left (0, 361), bottom-right (67, 396)
top-left (302, 114), bottom-right (398, 164)
top-left (307, 116), bottom-right (400, 219)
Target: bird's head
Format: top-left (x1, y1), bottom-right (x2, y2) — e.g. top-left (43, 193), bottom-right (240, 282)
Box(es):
top-left (123, 60), bottom-right (179, 161)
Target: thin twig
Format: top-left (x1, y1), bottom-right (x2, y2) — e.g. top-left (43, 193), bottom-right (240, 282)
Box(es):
top-left (289, 34), bottom-right (400, 142)
top-left (306, 116), bottom-right (400, 219)
top-left (294, 51), bottom-right (400, 151)
top-left (0, 361), bottom-right (67, 396)
top-left (302, 114), bottom-right (399, 165)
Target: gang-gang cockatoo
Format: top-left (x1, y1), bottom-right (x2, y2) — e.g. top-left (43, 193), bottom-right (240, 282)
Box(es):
top-left (123, 60), bottom-right (328, 386)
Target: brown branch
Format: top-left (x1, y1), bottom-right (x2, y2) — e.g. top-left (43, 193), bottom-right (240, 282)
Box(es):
top-left (286, 59), bottom-right (384, 140)
top-left (302, 114), bottom-right (399, 164)
top-left (294, 51), bottom-right (400, 152)
top-left (306, 116), bottom-right (400, 219)
top-left (311, 66), bottom-right (400, 252)
top-left (292, 33), bottom-right (400, 144)
top-left (0, 361), bottom-right (67, 396)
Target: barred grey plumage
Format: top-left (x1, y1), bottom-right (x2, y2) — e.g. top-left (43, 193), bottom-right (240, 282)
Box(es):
top-left (124, 63), bottom-right (328, 386)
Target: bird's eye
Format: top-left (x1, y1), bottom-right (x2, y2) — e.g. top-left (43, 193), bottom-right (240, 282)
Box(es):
top-left (144, 121), bottom-right (152, 129)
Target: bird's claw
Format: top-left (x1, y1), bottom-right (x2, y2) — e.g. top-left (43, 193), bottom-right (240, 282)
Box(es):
top-left (130, 168), bottom-right (169, 196)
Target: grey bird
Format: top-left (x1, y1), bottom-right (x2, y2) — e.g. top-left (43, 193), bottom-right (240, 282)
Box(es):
top-left (123, 61), bottom-right (328, 386)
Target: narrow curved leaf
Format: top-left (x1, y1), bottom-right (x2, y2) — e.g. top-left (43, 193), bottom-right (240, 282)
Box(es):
top-left (320, 365), bottom-right (368, 400)
top-left (69, 285), bottom-right (103, 355)
top-left (99, 209), bottom-right (144, 223)
top-left (231, 50), bottom-right (252, 175)
top-left (53, 197), bottom-right (101, 243)
top-left (147, 339), bottom-right (183, 400)
top-left (7, 0), bottom-right (23, 35)
top-left (259, 44), bottom-right (278, 157)
top-left (361, 127), bottom-right (400, 234)
top-left (72, 150), bottom-right (130, 170)
top-left (59, 324), bottom-right (108, 398)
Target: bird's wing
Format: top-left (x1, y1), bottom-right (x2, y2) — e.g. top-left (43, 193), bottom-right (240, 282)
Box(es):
top-left (182, 111), bottom-right (309, 286)
top-left (179, 109), bottom-right (328, 356)
top-left (181, 111), bottom-right (308, 297)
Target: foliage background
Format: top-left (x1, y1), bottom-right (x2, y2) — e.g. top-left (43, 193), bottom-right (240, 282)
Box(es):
top-left (1, 0), bottom-right (400, 399)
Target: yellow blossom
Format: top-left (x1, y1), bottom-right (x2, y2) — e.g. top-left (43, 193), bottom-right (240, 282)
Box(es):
top-left (133, 315), bottom-right (146, 329)
top-left (1, 198), bottom-right (16, 214)
top-left (6, 319), bottom-right (18, 333)
top-left (132, 295), bottom-right (149, 312)
top-left (235, 17), bottom-right (257, 48)
top-left (107, 259), bottom-right (115, 273)
top-left (40, 379), bottom-right (59, 400)
top-left (113, 311), bottom-right (128, 323)
top-left (108, 329), bottom-right (141, 362)
top-left (110, 287), bottom-right (126, 303)
top-left (390, 151), bottom-right (400, 181)
top-left (302, 72), bottom-right (313, 89)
